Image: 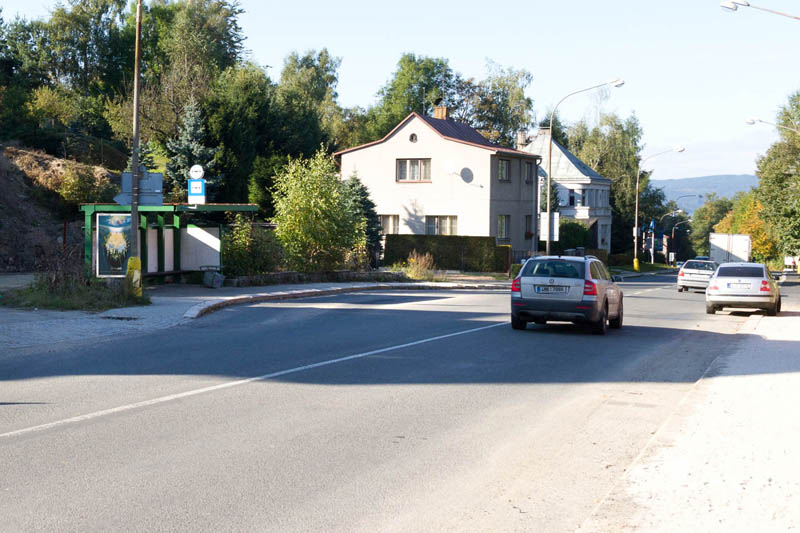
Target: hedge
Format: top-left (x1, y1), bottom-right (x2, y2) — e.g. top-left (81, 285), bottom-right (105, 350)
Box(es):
top-left (384, 235), bottom-right (510, 272)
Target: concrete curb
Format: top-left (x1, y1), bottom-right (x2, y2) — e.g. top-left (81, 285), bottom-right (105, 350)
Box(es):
top-left (184, 282), bottom-right (510, 319)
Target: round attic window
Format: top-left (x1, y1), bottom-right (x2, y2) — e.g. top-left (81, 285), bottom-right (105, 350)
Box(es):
top-left (409, 133), bottom-right (418, 143)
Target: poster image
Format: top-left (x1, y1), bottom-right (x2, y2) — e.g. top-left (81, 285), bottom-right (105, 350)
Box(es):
top-left (97, 214), bottom-right (132, 277)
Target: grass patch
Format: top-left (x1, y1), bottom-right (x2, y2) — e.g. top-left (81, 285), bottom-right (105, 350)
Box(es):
top-left (1, 277), bottom-right (150, 312)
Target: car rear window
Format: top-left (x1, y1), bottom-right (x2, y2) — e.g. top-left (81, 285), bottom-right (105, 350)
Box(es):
top-left (521, 259), bottom-right (585, 279)
top-left (717, 266), bottom-right (764, 278)
top-left (683, 261), bottom-right (715, 271)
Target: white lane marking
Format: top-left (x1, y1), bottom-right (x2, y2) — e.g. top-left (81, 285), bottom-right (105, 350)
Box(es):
top-left (626, 285), bottom-right (671, 296)
top-left (1, 322), bottom-right (506, 440)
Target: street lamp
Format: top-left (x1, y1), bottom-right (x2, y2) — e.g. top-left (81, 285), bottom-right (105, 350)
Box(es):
top-left (746, 118), bottom-right (800, 135)
top-left (672, 218), bottom-right (692, 241)
top-left (720, 1), bottom-right (800, 20)
top-left (648, 210), bottom-right (682, 264)
top-left (545, 78), bottom-right (625, 254)
top-left (633, 146), bottom-right (685, 271)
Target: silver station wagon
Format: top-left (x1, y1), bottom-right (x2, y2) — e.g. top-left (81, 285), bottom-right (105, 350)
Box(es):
top-left (705, 262), bottom-right (782, 315)
top-left (677, 259), bottom-right (718, 292)
top-left (510, 256), bottom-right (623, 334)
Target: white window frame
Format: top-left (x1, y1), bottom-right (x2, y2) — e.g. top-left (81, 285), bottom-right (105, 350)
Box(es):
top-left (396, 159), bottom-right (431, 182)
top-left (425, 215), bottom-right (457, 235)
top-left (378, 214), bottom-right (399, 235)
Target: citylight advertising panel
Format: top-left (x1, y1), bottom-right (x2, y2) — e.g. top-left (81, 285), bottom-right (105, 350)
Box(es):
top-left (96, 214), bottom-right (132, 277)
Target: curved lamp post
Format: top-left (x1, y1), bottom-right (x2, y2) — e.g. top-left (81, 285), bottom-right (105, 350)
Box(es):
top-left (720, 1), bottom-right (800, 21)
top-left (746, 118), bottom-right (800, 135)
top-left (545, 78), bottom-right (625, 254)
top-left (633, 146), bottom-right (685, 271)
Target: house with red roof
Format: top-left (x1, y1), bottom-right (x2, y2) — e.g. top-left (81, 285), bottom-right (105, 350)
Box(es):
top-left (334, 106), bottom-right (542, 256)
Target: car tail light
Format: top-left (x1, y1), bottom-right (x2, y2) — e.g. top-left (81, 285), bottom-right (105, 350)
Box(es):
top-left (512, 278), bottom-right (521, 292)
top-left (678, 270), bottom-right (684, 277)
top-left (709, 284), bottom-right (719, 291)
top-left (760, 280), bottom-right (771, 292)
top-left (583, 280), bottom-right (597, 295)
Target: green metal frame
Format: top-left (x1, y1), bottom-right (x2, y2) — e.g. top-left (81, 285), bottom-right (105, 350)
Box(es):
top-left (80, 204), bottom-right (257, 273)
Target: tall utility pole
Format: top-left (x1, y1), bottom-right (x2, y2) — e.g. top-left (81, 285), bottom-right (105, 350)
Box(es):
top-left (130, 0), bottom-right (143, 260)
top-left (125, 0), bottom-right (143, 297)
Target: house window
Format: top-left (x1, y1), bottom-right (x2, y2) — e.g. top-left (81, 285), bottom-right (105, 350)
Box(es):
top-left (498, 159), bottom-right (510, 182)
top-left (581, 190), bottom-right (589, 207)
top-left (569, 190), bottom-right (576, 207)
top-left (397, 159), bottom-right (431, 181)
top-left (426, 216), bottom-right (457, 235)
top-left (525, 161), bottom-right (534, 184)
top-left (378, 215), bottom-right (399, 235)
top-left (409, 133), bottom-right (417, 143)
top-left (497, 215), bottom-right (511, 240)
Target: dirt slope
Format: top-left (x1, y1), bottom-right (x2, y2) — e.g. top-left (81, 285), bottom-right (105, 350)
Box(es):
top-left (0, 145), bottom-right (117, 272)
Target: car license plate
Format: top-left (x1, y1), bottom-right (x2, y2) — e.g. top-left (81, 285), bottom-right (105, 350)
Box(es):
top-left (536, 285), bottom-right (567, 294)
top-left (728, 283), bottom-right (750, 289)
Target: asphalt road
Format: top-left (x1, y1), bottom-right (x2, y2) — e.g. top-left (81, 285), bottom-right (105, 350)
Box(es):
top-left (1, 274), bottom-right (756, 531)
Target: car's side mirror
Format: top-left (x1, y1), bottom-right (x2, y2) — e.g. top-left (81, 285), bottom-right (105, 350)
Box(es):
top-left (612, 275), bottom-right (623, 282)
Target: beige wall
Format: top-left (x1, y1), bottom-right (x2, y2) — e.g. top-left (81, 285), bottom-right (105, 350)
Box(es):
top-left (340, 116), bottom-right (537, 251)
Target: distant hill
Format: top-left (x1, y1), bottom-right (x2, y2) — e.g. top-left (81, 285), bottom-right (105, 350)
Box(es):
top-left (651, 174), bottom-right (758, 214)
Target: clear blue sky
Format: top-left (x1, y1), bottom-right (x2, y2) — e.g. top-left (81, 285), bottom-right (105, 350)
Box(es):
top-left (3, 0), bottom-right (799, 180)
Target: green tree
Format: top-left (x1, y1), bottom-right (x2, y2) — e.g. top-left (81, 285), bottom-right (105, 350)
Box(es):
top-left (714, 191), bottom-right (779, 263)
top-left (272, 150), bottom-right (365, 272)
top-left (276, 49), bottom-right (341, 154)
top-left (755, 91), bottom-right (800, 255)
top-left (471, 61), bottom-right (533, 145)
top-left (165, 99), bottom-right (218, 200)
top-left (205, 63), bottom-right (278, 203)
top-left (690, 194), bottom-right (733, 255)
top-left (343, 173), bottom-right (381, 267)
top-left (538, 110), bottom-right (568, 147)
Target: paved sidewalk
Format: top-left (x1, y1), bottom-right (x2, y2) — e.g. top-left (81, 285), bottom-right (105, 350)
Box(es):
top-left (581, 274), bottom-right (800, 531)
top-left (0, 279), bottom-right (508, 350)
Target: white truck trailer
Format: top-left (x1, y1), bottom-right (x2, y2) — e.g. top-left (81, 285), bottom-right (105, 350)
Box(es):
top-left (709, 233), bottom-right (752, 264)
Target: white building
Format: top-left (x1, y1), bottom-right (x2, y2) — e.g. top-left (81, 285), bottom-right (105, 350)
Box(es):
top-left (335, 107), bottom-right (542, 256)
top-left (521, 130), bottom-right (613, 252)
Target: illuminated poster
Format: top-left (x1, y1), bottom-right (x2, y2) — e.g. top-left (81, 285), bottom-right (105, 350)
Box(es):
top-left (96, 214), bottom-right (132, 277)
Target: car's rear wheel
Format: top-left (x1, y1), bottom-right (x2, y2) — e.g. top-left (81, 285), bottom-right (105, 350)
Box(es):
top-left (677, 286), bottom-right (684, 293)
top-left (609, 298), bottom-right (623, 329)
top-left (777, 297), bottom-right (782, 313)
top-left (592, 303), bottom-right (608, 335)
top-left (767, 302), bottom-right (778, 316)
top-left (706, 302), bottom-right (716, 315)
top-left (511, 315), bottom-right (527, 330)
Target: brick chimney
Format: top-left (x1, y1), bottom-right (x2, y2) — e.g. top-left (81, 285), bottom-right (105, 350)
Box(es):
top-left (433, 105), bottom-right (449, 120)
top-left (516, 130), bottom-right (528, 150)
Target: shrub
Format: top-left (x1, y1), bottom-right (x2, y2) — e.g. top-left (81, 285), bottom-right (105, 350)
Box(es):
top-left (509, 263), bottom-right (523, 279)
top-left (58, 163), bottom-right (115, 205)
top-left (384, 235), bottom-right (507, 272)
top-left (609, 252), bottom-right (634, 266)
top-left (222, 215), bottom-right (283, 277)
top-left (1, 245), bottom-right (149, 311)
top-left (406, 250), bottom-right (436, 280)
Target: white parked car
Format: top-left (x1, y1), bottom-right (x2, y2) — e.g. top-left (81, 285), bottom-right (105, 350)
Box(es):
top-left (677, 259), bottom-right (718, 292)
top-left (705, 262), bottom-right (781, 316)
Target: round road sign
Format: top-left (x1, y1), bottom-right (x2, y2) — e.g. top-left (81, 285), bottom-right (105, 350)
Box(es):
top-left (189, 165), bottom-right (205, 179)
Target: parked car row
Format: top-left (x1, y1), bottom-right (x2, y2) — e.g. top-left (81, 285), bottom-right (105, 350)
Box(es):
top-left (509, 257), bottom-right (783, 335)
top-left (677, 260), bottom-right (782, 317)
